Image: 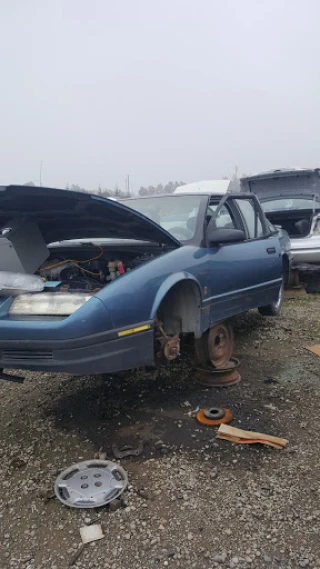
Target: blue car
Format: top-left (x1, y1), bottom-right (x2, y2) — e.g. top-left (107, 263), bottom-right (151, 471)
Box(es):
top-left (0, 185), bottom-right (290, 376)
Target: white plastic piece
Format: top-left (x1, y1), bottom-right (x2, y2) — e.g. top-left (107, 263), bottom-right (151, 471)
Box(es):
top-left (80, 524), bottom-right (104, 544)
top-left (0, 271), bottom-right (44, 296)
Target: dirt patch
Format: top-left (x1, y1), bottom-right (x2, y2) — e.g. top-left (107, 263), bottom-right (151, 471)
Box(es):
top-left (1, 298), bottom-right (320, 568)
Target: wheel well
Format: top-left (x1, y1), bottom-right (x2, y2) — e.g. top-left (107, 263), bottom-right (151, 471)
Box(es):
top-left (157, 280), bottom-right (201, 337)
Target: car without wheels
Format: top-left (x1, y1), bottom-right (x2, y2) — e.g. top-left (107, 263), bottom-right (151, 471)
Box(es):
top-left (0, 185), bottom-right (290, 377)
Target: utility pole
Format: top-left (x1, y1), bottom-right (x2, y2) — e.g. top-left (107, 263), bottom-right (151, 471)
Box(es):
top-left (127, 174), bottom-right (130, 195)
top-left (40, 161), bottom-right (43, 187)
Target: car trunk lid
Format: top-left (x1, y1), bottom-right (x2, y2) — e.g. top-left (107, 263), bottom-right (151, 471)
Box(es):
top-left (240, 169), bottom-right (320, 201)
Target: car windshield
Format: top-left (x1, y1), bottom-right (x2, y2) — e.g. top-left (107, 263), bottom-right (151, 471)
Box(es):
top-left (122, 196), bottom-right (203, 241)
top-left (262, 198), bottom-right (320, 212)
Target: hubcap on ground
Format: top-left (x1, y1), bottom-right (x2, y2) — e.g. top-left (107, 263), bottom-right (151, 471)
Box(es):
top-left (54, 460), bottom-right (128, 508)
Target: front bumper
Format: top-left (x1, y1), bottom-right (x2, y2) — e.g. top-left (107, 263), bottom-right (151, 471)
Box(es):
top-left (0, 321), bottom-right (154, 375)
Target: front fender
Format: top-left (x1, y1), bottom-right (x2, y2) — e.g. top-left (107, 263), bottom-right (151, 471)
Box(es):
top-left (150, 271), bottom-right (202, 319)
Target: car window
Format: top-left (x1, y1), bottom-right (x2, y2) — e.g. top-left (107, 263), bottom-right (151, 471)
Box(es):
top-left (207, 204), bottom-right (236, 229)
top-left (235, 199), bottom-right (265, 239)
top-left (122, 195), bottom-right (203, 241)
top-left (262, 198), bottom-right (319, 212)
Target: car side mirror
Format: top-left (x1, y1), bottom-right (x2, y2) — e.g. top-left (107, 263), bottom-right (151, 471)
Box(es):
top-left (207, 227), bottom-right (246, 247)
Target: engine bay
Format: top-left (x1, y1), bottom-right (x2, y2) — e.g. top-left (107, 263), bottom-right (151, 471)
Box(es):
top-left (1, 240), bottom-right (168, 317)
top-left (38, 242), bottom-right (162, 293)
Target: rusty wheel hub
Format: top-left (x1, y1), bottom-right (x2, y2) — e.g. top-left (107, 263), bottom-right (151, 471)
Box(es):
top-left (162, 336), bottom-right (180, 360)
top-left (156, 320), bottom-right (180, 361)
top-left (195, 321), bottom-right (234, 369)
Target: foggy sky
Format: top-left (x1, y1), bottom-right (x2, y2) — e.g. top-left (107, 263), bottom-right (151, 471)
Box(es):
top-left (1, 0), bottom-right (320, 193)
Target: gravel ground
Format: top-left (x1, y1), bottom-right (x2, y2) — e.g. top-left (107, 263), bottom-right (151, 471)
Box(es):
top-left (1, 296), bottom-right (320, 569)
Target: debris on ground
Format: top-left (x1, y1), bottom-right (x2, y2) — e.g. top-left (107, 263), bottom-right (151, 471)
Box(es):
top-left (180, 400), bottom-right (191, 408)
top-left (112, 441), bottom-right (144, 458)
top-left (2, 300), bottom-right (320, 567)
top-left (108, 498), bottom-right (122, 511)
top-left (80, 524), bottom-right (104, 544)
top-left (187, 405), bottom-right (200, 418)
top-left (217, 423), bottom-right (288, 449)
top-left (196, 407), bottom-right (233, 426)
top-left (69, 544), bottom-right (86, 566)
top-left (304, 344), bottom-right (320, 357)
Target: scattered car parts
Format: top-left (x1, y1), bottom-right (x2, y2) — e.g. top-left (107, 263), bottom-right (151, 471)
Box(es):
top-left (196, 407), bottom-right (233, 426)
top-left (112, 441), bottom-right (144, 459)
top-left (156, 320), bottom-right (180, 360)
top-left (195, 357), bottom-right (241, 387)
top-left (54, 460), bottom-right (128, 508)
top-left (195, 321), bottom-right (234, 369)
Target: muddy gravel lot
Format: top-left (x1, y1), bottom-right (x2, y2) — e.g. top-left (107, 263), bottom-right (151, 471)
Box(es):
top-left (1, 296), bottom-right (320, 569)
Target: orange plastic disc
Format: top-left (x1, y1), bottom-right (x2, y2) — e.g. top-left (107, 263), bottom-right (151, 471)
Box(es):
top-left (196, 408), bottom-right (232, 426)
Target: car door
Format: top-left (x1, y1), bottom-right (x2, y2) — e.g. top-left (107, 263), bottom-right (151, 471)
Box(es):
top-left (232, 195), bottom-right (282, 305)
top-left (203, 196), bottom-right (282, 324)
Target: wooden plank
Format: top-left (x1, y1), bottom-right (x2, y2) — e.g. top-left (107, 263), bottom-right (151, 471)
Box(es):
top-left (217, 424), bottom-right (288, 449)
top-left (305, 345), bottom-right (320, 357)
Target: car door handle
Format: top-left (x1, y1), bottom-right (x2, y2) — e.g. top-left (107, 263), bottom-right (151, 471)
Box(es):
top-left (267, 247), bottom-right (276, 254)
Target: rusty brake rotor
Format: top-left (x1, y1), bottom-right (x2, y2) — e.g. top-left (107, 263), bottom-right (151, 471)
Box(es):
top-left (196, 407), bottom-right (233, 426)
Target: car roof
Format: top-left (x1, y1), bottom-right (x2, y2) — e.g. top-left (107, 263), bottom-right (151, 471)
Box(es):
top-left (123, 193), bottom-right (225, 199)
top-left (122, 192), bottom-right (250, 200)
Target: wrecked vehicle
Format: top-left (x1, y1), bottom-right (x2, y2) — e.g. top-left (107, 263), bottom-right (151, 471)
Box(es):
top-left (0, 185), bottom-right (289, 376)
top-left (241, 168), bottom-right (320, 271)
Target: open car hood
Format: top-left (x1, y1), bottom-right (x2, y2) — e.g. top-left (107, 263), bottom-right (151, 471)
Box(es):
top-left (241, 169), bottom-right (320, 202)
top-left (0, 185), bottom-right (180, 247)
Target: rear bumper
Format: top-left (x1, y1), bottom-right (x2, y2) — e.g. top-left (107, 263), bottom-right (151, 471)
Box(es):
top-left (291, 237), bottom-right (320, 267)
top-left (0, 321), bottom-right (155, 375)
top-left (292, 248), bottom-right (320, 266)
